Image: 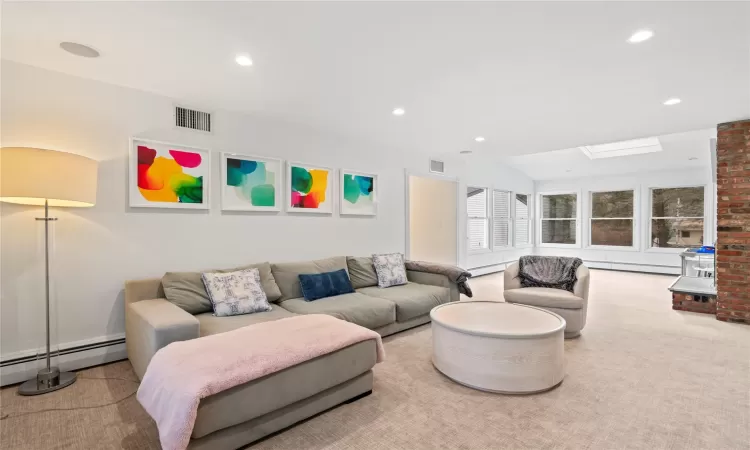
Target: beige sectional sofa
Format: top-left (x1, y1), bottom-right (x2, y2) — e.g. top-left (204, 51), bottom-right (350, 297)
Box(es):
top-left (125, 255), bottom-right (459, 449)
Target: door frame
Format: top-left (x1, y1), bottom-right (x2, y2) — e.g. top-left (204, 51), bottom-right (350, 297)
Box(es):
top-left (404, 169), bottom-right (461, 265)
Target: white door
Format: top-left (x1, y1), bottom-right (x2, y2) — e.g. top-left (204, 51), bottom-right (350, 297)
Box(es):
top-left (407, 175), bottom-right (458, 265)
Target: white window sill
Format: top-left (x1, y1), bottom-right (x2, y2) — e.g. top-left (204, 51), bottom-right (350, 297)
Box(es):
top-left (468, 248), bottom-right (493, 255)
top-left (537, 243), bottom-right (581, 249)
top-left (645, 246), bottom-right (687, 254)
top-left (584, 245), bottom-right (640, 252)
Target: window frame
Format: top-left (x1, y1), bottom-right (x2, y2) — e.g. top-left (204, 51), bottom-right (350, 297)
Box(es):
top-left (647, 184), bottom-right (707, 253)
top-left (513, 192), bottom-right (533, 248)
top-left (586, 188), bottom-right (639, 251)
top-left (537, 190), bottom-right (581, 248)
top-left (466, 186), bottom-right (491, 254)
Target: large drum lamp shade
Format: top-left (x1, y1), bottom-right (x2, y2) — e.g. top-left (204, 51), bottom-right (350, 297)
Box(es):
top-left (0, 147), bottom-right (98, 207)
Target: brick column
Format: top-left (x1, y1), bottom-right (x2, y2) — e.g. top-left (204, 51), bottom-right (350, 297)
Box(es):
top-left (716, 119), bottom-right (750, 324)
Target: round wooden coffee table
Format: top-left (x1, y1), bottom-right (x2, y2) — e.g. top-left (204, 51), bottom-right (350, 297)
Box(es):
top-left (430, 301), bottom-right (565, 394)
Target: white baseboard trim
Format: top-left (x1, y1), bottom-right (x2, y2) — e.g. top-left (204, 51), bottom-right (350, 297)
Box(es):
top-left (582, 260), bottom-right (680, 275)
top-left (468, 259), bottom-right (680, 277)
top-left (1, 334), bottom-right (127, 387)
top-left (468, 260), bottom-right (517, 277)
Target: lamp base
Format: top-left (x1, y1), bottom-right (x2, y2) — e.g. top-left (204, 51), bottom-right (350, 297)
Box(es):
top-left (18, 367), bottom-right (76, 396)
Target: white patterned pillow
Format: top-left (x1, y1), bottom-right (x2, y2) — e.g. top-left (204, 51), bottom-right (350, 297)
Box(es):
top-left (372, 253), bottom-right (408, 288)
top-left (201, 268), bottom-right (272, 317)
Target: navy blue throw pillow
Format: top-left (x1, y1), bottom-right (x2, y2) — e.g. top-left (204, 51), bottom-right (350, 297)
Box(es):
top-left (299, 269), bottom-right (355, 301)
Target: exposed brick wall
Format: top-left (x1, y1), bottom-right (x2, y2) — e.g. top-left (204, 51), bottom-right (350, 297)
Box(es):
top-left (716, 119), bottom-right (750, 324)
top-left (672, 292), bottom-right (716, 315)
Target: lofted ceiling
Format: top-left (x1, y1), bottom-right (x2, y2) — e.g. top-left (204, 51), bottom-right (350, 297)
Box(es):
top-left (2, 1), bottom-right (749, 158)
top-left (505, 128), bottom-right (716, 180)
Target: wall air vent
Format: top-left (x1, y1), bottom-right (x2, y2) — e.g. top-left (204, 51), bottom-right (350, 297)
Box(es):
top-left (175, 106), bottom-right (212, 132)
top-left (580, 137), bottom-right (662, 159)
top-left (429, 159), bottom-right (445, 174)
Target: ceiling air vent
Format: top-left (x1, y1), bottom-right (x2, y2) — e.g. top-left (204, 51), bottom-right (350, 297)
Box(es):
top-left (175, 106), bottom-right (212, 133)
top-left (429, 159), bottom-right (445, 174)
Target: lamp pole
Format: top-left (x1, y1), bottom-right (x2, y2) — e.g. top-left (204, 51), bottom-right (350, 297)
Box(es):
top-left (18, 199), bottom-right (77, 395)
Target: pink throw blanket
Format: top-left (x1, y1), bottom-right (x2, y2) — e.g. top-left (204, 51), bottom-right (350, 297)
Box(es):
top-left (137, 314), bottom-right (385, 450)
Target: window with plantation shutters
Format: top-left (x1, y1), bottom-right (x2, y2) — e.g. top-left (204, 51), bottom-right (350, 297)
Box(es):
top-left (466, 187), bottom-right (488, 250)
top-left (515, 193), bottom-right (531, 246)
top-left (492, 190), bottom-right (511, 247)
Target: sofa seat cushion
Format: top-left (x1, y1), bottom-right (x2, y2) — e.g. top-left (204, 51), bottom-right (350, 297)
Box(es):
top-left (195, 307), bottom-right (298, 337)
top-left (357, 283), bottom-right (450, 322)
top-left (504, 287), bottom-right (584, 310)
top-left (279, 293), bottom-right (395, 329)
top-left (192, 339), bottom-right (377, 439)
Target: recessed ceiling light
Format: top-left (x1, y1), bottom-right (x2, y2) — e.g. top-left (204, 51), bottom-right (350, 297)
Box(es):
top-left (688, 157), bottom-right (698, 161)
top-left (460, 150), bottom-right (473, 154)
top-left (663, 98), bottom-right (681, 106)
top-left (474, 136), bottom-right (485, 142)
top-left (235, 54), bottom-right (253, 66)
top-left (627, 30), bottom-right (654, 44)
top-left (392, 107), bottom-right (405, 116)
top-left (565, 169), bottom-right (572, 173)
top-left (59, 42), bottom-right (100, 58)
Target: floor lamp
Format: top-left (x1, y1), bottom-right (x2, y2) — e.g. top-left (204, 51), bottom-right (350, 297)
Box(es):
top-left (0, 147), bottom-right (98, 395)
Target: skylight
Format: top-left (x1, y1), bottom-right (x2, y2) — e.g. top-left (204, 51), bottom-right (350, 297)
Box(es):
top-left (579, 137), bottom-right (662, 159)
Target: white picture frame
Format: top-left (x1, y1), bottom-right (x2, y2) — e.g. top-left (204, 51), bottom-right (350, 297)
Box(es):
top-left (340, 170), bottom-right (378, 216)
top-left (220, 153), bottom-right (282, 212)
top-left (129, 138), bottom-right (210, 209)
top-left (286, 161), bottom-right (334, 213)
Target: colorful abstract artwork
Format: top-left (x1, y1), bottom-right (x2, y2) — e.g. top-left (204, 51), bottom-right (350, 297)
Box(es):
top-left (287, 162), bottom-right (333, 213)
top-left (221, 154), bottom-right (281, 211)
top-left (129, 139), bottom-right (210, 209)
top-left (340, 170), bottom-right (377, 216)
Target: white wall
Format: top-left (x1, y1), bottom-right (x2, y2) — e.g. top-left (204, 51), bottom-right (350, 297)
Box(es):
top-left (534, 168), bottom-right (713, 274)
top-left (457, 156), bottom-right (535, 273)
top-left (0, 61), bottom-right (523, 364)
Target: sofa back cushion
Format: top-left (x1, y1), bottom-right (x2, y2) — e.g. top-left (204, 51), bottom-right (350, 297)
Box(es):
top-left (163, 262), bottom-right (282, 314)
top-left (271, 256), bottom-right (348, 301)
top-left (346, 256), bottom-right (378, 289)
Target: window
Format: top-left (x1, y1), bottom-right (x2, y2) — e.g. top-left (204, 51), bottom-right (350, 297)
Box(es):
top-left (540, 193), bottom-right (577, 245)
top-left (492, 190), bottom-right (511, 247)
top-left (466, 187), bottom-right (488, 250)
top-left (590, 190), bottom-right (634, 247)
top-left (514, 193), bottom-right (531, 246)
top-left (651, 187), bottom-right (704, 248)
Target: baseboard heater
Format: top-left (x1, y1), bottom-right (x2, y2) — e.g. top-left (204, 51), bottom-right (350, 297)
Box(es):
top-left (0, 337), bottom-right (126, 368)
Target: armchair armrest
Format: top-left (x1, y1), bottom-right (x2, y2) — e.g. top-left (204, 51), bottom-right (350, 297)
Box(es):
top-left (504, 262), bottom-right (522, 290)
top-left (125, 298), bottom-right (200, 380)
top-left (406, 270), bottom-right (460, 302)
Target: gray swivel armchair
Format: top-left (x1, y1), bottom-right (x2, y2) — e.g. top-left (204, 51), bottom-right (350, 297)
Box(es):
top-left (503, 262), bottom-right (590, 338)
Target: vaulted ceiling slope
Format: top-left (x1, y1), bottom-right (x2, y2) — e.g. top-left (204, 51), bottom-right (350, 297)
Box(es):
top-left (2, 2), bottom-right (748, 157)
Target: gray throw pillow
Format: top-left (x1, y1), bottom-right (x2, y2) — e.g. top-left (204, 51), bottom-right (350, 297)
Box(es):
top-left (162, 262), bottom-right (282, 314)
top-left (346, 256), bottom-right (379, 289)
top-left (372, 253), bottom-right (408, 288)
top-left (202, 268), bottom-right (272, 317)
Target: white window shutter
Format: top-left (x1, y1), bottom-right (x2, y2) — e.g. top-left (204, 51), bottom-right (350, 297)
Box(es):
top-left (493, 190), bottom-right (511, 247)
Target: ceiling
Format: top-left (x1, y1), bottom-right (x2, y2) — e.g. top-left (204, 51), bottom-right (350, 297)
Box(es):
top-left (505, 128), bottom-right (715, 180)
top-left (2, 2), bottom-right (749, 158)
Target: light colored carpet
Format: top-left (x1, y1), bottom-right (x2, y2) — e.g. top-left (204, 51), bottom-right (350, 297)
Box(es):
top-left (2, 270), bottom-right (749, 449)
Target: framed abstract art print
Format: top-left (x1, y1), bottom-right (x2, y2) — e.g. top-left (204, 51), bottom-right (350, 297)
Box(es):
top-left (340, 170), bottom-right (377, 216)
top-left (221, 153), bottom-right (282, 211)
top-left (129, 138), bottom-right (210, 209)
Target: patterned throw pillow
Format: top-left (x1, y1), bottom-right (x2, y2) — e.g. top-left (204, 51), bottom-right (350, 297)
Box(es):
top-left (372, 253), bottom-right (408, 288)
top-left (201, 268), bottom-right (272, 317)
